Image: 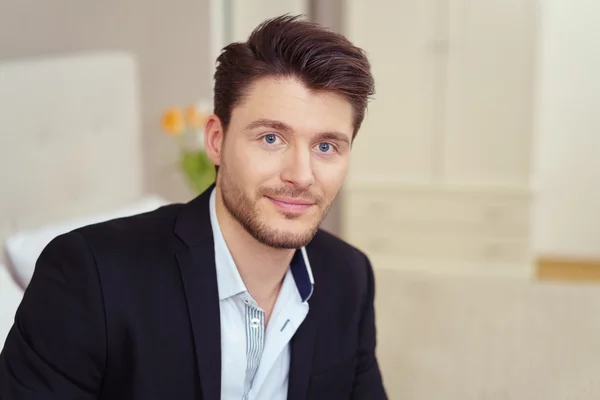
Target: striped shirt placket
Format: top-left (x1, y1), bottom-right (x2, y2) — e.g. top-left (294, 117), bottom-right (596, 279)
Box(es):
top-left (243, 301), bottom-right (265, 399)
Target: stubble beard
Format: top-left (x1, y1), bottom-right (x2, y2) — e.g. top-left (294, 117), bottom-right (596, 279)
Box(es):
top-left (218, 163), bottom-right (332, 249)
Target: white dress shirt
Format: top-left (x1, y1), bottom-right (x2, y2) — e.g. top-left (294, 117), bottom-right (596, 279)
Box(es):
top-left (209, 189), bottom-right (314, 400)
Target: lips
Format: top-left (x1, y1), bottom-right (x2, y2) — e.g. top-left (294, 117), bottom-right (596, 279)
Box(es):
top-left (266, 196), bottom-right (315, 213)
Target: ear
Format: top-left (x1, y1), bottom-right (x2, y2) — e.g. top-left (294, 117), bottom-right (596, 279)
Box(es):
top-left (204, 115), bottom-right (224, 167)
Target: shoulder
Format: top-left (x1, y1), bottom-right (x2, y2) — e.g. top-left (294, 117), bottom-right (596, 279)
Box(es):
top-left (309, 228), bottom-right (369, 265)
top-left (73, 202), bottom-right (183, 245)
top-left (307, 228), bottom-right (374, 295)
top-left (52, 202), bottom-right (188, 271)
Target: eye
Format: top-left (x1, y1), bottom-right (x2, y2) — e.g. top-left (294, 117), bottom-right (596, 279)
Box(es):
top-left (263, 134), bottom-right (279, 144)
top-left (316, 142), bottom-right (335, 154)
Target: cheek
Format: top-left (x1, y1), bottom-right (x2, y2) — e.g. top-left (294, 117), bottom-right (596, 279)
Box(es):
top-left (228, 141), bottom-right (279, 183)
top-left (314, 159), bottom-right (349, 197)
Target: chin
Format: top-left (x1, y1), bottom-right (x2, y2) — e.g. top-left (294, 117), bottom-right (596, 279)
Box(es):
top-left (265, 226), bottom-right (319, 249)
top-left (258, 216), bottom-right (321, 248)
top-left (269, 216), bottom-right (314, 233)
top-left (273, 209), bottom-right (320, 226)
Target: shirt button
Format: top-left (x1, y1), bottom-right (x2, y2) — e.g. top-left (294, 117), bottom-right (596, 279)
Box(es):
top-left (250, 318), bottom-right (261, 328)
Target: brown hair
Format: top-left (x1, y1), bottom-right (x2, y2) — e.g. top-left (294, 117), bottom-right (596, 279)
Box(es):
top-left (213, 14), bottom-right (375, 139)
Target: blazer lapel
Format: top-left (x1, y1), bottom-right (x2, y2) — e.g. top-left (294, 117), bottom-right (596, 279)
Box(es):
top-left (174, 185), bottom-right (221, 400)
top-left (288, 308), bottom-right (318, 400)
top-left (176, 243), bottom-right (221, 400)
top-left (287, 245), bottom-right (322, 400)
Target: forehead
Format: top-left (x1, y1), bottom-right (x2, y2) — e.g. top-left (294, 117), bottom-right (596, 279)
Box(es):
top-left (230, 77), bottom-right (354, 137)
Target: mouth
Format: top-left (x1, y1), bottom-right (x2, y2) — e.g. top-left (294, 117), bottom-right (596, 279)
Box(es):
top-left (265, 196), bottom-right (315, 213)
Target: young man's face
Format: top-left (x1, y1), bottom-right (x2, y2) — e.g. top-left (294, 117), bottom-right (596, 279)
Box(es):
top-left (206, 76), bottom-right (354, 249)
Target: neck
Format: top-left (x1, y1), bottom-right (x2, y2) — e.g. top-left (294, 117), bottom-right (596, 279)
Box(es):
top-left (215, 187), bottom-right (294, 304)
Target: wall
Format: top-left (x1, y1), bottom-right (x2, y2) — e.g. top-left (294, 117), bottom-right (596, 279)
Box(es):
top-left (533, 0), bottom-right (600, 259)
top-left (0, 0), bottom-right (212, 202)
top-left (309, 0), bottom-right (344, 236)
top-left (228, 0), bottom-right (307, 42)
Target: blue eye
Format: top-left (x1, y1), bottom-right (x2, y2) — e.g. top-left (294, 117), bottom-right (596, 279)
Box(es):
top-left (264, 134), bottom-right (277, 144)
top-left (318, 143), bottom-right (331, 152)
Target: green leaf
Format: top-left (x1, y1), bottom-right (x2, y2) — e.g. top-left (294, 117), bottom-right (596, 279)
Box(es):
top-left (180, 150), bottom-right (216, 194)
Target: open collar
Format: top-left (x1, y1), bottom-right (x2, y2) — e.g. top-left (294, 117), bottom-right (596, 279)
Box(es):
top-left (208, 187), bottom-right (314, 303)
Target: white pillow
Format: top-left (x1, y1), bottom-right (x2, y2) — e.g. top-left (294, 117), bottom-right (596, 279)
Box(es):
top-left (0, 262), bottom-right (24, 345)
top-left (4, 195), bottom-right (168, 289)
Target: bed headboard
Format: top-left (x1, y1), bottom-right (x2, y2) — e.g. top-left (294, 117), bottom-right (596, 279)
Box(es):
top-left (0, 51), bottom-right (145, 266)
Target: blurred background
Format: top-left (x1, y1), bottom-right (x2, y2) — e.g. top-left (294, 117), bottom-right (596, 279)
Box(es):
top-left (1, 0), bottom-right (600, 398)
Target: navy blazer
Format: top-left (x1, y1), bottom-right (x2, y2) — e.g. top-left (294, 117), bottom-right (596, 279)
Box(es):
top-left (0, 186), bottom-right (388, 399)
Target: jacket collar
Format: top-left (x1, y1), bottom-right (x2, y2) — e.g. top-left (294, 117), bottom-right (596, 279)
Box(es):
top-left (174, 184), bottom-right (221, 400)
top-left (173, 183), bottom-right (215, 248)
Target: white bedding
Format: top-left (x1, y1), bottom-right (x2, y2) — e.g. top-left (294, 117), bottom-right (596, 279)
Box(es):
top-left (0, 51), bottom-right (145, 271)
top-left (0, 264), bottom-right (23, 347)
top-left (4, 194), bottom-right (168, 289)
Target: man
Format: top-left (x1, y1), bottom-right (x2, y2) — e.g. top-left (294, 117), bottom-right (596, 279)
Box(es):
top-left (0, 15), bottom-right (387, 400)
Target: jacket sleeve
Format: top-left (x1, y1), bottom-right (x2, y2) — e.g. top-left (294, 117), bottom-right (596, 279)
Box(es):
top-left (351, 254), bottom-right (388, 400)
top-left (0, 231), bottom-right (106, 399)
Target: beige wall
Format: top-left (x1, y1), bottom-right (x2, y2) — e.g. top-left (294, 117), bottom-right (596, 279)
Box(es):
top-left (533, 0), bottom-right (600, 259)
top-left (0, 0), bottom-right (212, 202)
top-left (309, 0), bottom-right (344, 32)
top-left (309, 0), bottom-right (344, 236)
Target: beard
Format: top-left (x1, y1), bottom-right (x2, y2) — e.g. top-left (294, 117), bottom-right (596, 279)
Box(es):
top-left (218, 163), bottom-right (332, 249)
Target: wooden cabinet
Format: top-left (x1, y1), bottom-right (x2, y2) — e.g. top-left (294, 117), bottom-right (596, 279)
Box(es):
top-left (442, 0), bottom-right (537, 186)
top-left (342, 183), bottom-right (532, 275)
top-left (344, 0), bottom-right (439, 183)
top-left (342, 0), bottom-right (537, 276)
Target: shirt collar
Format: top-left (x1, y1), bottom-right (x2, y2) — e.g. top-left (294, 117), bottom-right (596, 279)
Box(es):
top-left (209, 188), bottom-right (314, 303)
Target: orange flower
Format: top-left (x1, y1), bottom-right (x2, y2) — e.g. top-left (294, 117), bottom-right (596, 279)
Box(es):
top-left (185, 106), bottom-right (208, 129)
top-left (161, 107), bottom-right (185, 136)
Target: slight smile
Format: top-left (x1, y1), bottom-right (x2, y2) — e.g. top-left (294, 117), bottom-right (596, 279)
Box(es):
top-left (266, 196), bottom-right (315, 213)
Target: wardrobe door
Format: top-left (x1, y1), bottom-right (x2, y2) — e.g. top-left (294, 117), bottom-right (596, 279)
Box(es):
top-left (442, 0), bottom-right (537, 186)
top-left (344, 0), bottom-right (438, 183)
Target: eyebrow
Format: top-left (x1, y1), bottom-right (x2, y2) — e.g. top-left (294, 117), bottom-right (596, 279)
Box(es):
top-left (245, 118), bottom-right (351, 146)
top-left (245, 118), bottom-right (293, 133)
top-left (317, 131), bottom-right (351, 146)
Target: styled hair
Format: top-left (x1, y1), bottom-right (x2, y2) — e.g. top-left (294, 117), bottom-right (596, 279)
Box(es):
top-left (213, 14), bottom-right (375, 139)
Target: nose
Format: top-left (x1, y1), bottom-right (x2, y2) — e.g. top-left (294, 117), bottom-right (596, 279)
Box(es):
top-left (280, 146), bottom-right (315, 190)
